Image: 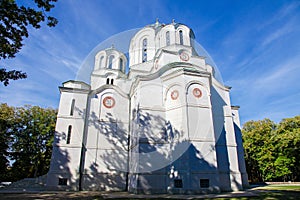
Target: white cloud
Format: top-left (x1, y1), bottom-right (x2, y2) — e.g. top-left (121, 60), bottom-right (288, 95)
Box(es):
top-left (261, 20), bottom-right (294, 47)
top-left (228, 55), bottom-right (300, 124)
top-left (0, 79), bottom-right (59, 107)
top-left (258, 2), bottom-right (300, 30)
top-left (254, 56), bottom-right (300, 90)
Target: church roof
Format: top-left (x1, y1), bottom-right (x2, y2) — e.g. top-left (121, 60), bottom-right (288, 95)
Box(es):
top-left (145, 19), bottom-right (195, 38)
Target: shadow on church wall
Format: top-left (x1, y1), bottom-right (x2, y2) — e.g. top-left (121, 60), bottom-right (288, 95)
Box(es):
top-left (211, 86), bottom-right (243, 191)
top-left (80, 106), bottom-right (222, 193)
top-left (234, 122), bottom-right (249, 187)
top-left (79, 109), bottom-right (128, 191)
top-left (47, 135), bottom-right (74, 190)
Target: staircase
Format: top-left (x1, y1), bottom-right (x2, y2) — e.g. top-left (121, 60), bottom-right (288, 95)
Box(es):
top-left (0, 175), bottom-right (47, 191)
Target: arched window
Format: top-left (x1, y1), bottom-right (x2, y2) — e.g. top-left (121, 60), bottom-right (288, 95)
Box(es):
top-left (108, 55), bottom-right (114, 69)
top-left (70, 99), bottom-right (75, 116)
top-left (106, 78), bottom-right (110, 84)
top-left (119, 58), bottom-right (123, 71)
top-left (142, 38), bottom-right (147, 63)
top-left (99, 56), bottom-right (104, 68)
top-left (67, 125), bottom-right (72, 144)
top-left (111, 79), bottom-right (114, 85)
top-left (166, 31), bottom-right (170, 46)
top-left (179, 30), bottom-right (184, 45)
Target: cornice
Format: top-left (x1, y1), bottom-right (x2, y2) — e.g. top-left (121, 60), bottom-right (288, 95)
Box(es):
top-left (62, 80), bottom-right (90, 88)
top-left (59, 87), bottom-right (90, 94)
top-left (91, 84), bottom-right (129, 99)
top-left (231, 105), bottom-right (240, 110)
top-left (129, 63), bottom-right (211, 97)
top-left (91, 69), bottom-right (127, 79)
top-left (212, 78), bottom-right (231, 92)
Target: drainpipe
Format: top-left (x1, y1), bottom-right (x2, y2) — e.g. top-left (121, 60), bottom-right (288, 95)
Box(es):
top-left (125, 96), bottom-right (132, 191)
top-left (79, 92), bottom-right (91, 191)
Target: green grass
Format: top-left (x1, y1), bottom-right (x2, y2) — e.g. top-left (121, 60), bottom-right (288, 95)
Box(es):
top-left (215, 185), bottom-right (300, 200)
top-left (258, 184), bottom-right (300, 191)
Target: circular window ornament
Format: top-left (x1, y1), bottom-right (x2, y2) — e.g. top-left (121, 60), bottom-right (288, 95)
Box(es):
top-left (193, 88), bottom-right (202, 98)
top-left (171, 90), bottom-right (179, 100)
top-left (179, 52), bottom-right (189, 61)
top-left (103, 96), bottom-right (115, 108)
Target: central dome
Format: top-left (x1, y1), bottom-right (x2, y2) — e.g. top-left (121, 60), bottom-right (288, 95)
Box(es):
top-left (76, 20), bottom-right (222, 85)
top-left (129, 20), bottom-right (195, 66)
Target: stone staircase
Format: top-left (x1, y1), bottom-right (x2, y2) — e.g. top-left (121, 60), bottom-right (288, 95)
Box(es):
top-left (0, 174), bottom-right (47, 191)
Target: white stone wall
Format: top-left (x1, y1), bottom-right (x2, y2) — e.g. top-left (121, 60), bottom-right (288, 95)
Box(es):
top-left (47, 82), bottom-right (89, 190)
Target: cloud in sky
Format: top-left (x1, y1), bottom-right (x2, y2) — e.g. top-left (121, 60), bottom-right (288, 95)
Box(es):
top-left (0, 0), bottom-right (299, 125)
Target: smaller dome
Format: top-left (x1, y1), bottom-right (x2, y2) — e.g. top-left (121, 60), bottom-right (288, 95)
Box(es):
top-left (94, 45), bottom-right (127, 73)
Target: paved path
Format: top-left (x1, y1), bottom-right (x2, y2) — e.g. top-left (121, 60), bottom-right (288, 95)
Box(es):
top-left (0, 190), bottom-right (259, 200)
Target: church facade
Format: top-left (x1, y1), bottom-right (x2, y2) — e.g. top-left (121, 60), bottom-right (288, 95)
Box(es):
top-left (46, 21), bottom-right (249, 193)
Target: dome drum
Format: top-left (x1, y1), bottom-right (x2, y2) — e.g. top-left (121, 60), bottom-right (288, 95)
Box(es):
top-left (94, 47), bottom-right (127, 73)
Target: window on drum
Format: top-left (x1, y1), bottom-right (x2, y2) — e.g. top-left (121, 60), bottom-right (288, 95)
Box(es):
top-left (166, 31), bottom-right (170, 46)
top-left (142, 38), bottom-right (147, 62)
top-left (179, 30), bottom-right (184, 45)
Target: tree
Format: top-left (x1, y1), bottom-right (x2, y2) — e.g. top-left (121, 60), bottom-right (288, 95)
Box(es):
top-left (0, 0), bottom-right (58, 86)
top-left (0, 103), bottom-right (57, 181)
top-left (242, 116), bottom-right (300, 182)
top-left (274, 116), bottom-right (300, 181)
top-left (242, 119), bottom-right (277, 182)
top-left (10, 105), bottom-right (57, 180)
top-left (0, 103), bottom-right (15, 180)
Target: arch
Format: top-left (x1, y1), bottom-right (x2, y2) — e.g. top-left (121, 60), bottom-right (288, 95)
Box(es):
top-left (99, 56), bottom-right (104, 68)
top-left (164, 83), bottom-right (182, 102)
top-left (129, 27), bottom-right (155, 66)
top-left (111, 79), bottom-right (114, 85)
top-left (92, 85), bottom-right (129, 99)
top-left (179, 30), bottom-right (184, 45)
top-left (119, 58), bottom-right (123, 71)
top-left (70, 99), bottom-right (75, 116)
top-left (159, 24), bottom-right (176, 48)
top-left (185, 80), bottom-right (209, 93)
top-left (66, 125), bottom-right (72, 144)
top-left (166, 31), bottom-right (170, 46)
top-left (164, 83), bottom-right (184, 114)
top-left (106, 78), bottom-right (110, 84)
top-left (185, 81), bottom-right (211, 107)
top-left (142, 38), bottom-right (147, 62)
top-left (108, 55), bottom-right (115, 69)
top-left (94, 51), bottom-right (106, 70)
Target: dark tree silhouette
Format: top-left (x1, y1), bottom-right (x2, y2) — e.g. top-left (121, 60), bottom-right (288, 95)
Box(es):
top-left (0, 0), bottom-right (58, 86)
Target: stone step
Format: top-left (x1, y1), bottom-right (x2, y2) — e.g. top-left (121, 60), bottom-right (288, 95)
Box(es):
top-left (0, 175), bottom-right (47, 191)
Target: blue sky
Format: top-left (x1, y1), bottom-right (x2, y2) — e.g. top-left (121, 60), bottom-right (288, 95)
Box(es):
top-left (1, 0), bottom-right (299, 125)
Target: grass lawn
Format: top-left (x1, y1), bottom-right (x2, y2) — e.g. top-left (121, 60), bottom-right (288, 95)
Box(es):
top-left (217, 184), bottom-right (300, 200)
top-left (256, 184), bottom-right (300, 191)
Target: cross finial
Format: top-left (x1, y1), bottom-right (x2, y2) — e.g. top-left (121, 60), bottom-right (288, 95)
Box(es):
top-left (172, 19), bottom-right (175, 24)
top-left (156, 18), bottom-right (159, 24)
top-left (111, 44), bottom-right (114, 49)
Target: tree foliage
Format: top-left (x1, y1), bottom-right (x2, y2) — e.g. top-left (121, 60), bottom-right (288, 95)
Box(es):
top-left (0, 68), bottom-right (27, 86)
top-left (242, 116), bottom-right (300, 182)
top-left (0, 103), bottom-right (57, 181)
top-left (0, 0), bottom-right (58, 86)
top-left (0, 103), bottom-right (14, 180)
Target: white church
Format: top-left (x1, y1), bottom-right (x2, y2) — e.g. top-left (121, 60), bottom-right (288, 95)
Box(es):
top-left (47, 20), bottom-right (249, 193)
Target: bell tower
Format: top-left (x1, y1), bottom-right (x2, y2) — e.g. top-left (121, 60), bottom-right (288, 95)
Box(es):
top-left (91, 45), bottom-right (127, 90)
